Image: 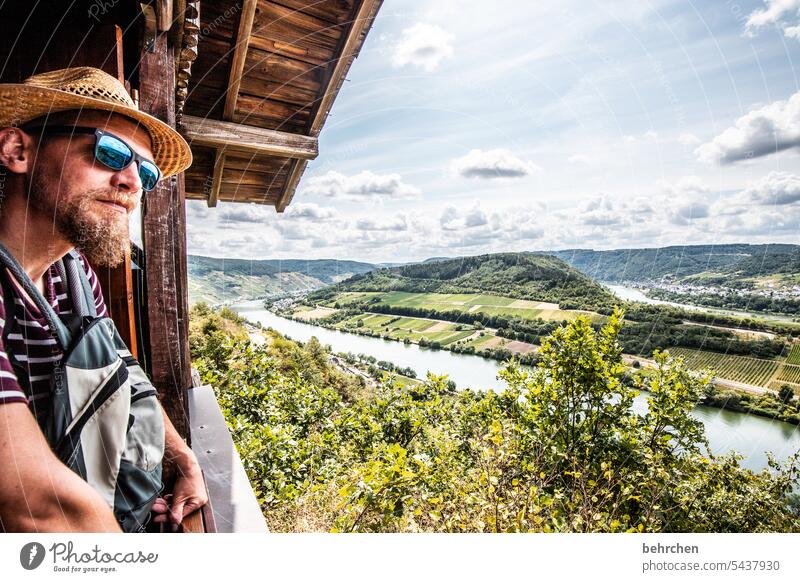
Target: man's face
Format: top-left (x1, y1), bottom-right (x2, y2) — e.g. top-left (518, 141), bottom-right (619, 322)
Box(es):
top-left (27, 110), bottom-right (154, 267)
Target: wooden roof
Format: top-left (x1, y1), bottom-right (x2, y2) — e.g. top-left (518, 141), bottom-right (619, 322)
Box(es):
top-left (179, 0), bottom-right (382, 210)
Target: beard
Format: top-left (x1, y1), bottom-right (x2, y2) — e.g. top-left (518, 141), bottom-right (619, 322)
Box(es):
top-left (29, 173), bottom-right (131, 267)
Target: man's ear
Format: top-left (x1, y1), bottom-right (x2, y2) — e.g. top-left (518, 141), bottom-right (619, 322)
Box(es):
top-left (0, 127), bottom-right (36, 174)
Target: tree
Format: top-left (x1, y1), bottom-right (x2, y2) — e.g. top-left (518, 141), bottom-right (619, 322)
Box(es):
top-left (779, 384), bottom-right (796, 404)
top-left (195, 304), bottom-right (800, 533)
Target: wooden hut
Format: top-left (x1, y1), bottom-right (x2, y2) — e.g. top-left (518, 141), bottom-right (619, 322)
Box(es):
top-left (0, 0), bottom-right (382, 532)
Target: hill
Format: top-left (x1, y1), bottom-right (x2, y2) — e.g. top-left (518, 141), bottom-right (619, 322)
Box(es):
top-left (546, 244), bottom-right (800, 284)
top-left (188, 255), bottom-right (378, 304)
top-left (312, 252), bottom-right (617, 310)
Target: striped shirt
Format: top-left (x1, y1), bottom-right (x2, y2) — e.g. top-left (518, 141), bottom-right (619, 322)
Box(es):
top-left (0, 251), bottom-right (108, 422)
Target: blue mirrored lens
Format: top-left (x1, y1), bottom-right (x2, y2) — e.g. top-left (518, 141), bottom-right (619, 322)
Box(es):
top-left (96, 134), bottom-right (133, 170)
top-left (139, 160), bottom-right (161, 192)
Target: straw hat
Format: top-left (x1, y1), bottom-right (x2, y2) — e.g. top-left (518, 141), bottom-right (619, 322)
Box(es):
top-left (0, 67), bottom-right (192, 178)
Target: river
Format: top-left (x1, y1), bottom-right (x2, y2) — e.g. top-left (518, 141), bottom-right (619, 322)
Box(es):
top-left (605, 284), bottom-right (797, 323)
top-left (233, 302), bottom-right (800, 473)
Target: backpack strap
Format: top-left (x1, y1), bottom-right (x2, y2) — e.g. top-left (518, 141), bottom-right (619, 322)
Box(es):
top-left (0, 268), bottom-right (19, 357)
top-left (0, 243), bottom-right (71, 348)
top-left (59, 250), bottom-right (97, 318)
top-left (0, 268), bottom-right (16, 350)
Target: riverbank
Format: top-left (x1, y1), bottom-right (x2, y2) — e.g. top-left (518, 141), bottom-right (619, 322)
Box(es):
top-left (203, 302), bottom-right (800, 531)
top-left (278, 306), bottom-right (538, 364)
top-left (273, 305), bottom-right (800, 426)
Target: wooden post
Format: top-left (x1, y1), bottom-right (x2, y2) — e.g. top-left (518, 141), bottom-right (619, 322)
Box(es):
top-left (138, 29), bottom-right (192, 441)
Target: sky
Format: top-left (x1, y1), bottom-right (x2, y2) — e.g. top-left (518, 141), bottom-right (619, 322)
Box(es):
top-left (182, 0), bottom-right (800, 264)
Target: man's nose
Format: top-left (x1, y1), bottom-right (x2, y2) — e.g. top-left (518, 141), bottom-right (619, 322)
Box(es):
top-left (110, 160), bottom-right (143, 193)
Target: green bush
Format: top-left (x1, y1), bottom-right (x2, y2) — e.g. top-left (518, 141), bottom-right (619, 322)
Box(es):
top-left (192, 306), bottom-right (800, 532)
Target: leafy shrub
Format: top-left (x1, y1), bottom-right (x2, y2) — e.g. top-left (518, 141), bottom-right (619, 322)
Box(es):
top-left (192, 306), bottom-right (800, 532)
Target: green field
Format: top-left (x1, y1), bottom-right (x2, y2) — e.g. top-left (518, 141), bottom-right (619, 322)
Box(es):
top-left (669, 347), bottom-right (780, 387)
top-left (330, 291), bottom-right (593, 323)
top-left (786, 344), bottom-right (800, 365)
top-left (335, 311), bottom-right (477, 346)
top-left (462, 333), bottom-right (504, 350)
top-left (319, 306), bottom-right (537, 355)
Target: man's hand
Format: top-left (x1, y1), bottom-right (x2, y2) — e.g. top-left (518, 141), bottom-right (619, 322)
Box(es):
top-left (151, 453), bottom-right (208, 531)
top-left (155, 405), bottom-right (209, 531)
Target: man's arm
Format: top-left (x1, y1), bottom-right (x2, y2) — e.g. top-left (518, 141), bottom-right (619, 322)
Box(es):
top-left (152, 405), bottom-right (208, 529)
top-left (0, 402), bottom-right (122, 532)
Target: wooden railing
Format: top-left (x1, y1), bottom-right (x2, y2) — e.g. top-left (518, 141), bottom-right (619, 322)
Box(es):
top-left (184, 383), bottom-right (269, 533)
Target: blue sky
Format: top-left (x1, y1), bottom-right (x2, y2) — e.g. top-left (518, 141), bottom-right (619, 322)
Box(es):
top-left (185, 0), bottom-right (800, 263)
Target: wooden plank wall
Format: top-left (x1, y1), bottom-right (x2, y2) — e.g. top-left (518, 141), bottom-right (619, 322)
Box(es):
top-left (183, 0), bottom-right (361, 205)
top-left (139, 31), bottom-right (193, 441)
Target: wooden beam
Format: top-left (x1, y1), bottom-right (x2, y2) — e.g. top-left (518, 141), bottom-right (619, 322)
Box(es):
top-left (180, 114), bottom-right (318, 159)
top-left (276, 158), bottom-right (308, 212)
top-left (208, 150), bottom-right (226, 207)
top-left (157, 0), bottom-right (174, 32)
top-left (223, 0), bottom-right (257, 121)
top-left (97, 251), bottom-right (139, 360)
top-left (139, 30), bottom-right (192, 441)
top-left (275, 0), bottom-right (383, 211)
top-left (309, 0), bottom-right (383, 136)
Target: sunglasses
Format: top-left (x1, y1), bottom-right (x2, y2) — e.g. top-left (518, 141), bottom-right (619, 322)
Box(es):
top-left (26, 125), bottom-right (162, 191)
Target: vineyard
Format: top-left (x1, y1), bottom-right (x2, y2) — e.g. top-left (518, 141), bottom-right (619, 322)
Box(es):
top-left (786, 344), bottom-right (800, 365)
top-left (776, 364), bottom-right (800, 385)
top-left (668, 347), bottom-right (780, 387)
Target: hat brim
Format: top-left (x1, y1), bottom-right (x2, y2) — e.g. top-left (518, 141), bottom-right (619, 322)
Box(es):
top-left (0, 84), bottom-right (192, 178)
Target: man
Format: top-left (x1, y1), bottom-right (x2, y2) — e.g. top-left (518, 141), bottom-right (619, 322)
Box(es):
top-left (0, 67), bottom-right (206, 532)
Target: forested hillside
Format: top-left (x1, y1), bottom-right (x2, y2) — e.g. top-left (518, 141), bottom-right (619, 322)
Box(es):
top-left (188, 255), bottom-right (379, 304)
top-left (313, 253), bottom-right (617, 310)
top-left (547, 244), bottom-right (800, 283)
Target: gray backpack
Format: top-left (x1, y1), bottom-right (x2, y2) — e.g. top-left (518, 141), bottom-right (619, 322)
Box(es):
top-left (0, 245), bottom-right (164, 532)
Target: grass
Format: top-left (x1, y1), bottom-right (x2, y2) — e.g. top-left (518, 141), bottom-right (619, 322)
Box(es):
top-left (426, 330), bottom-right (475, 345)
top-left (384, 373), bottom-right (422, 388)
top-left (463, 333), bottom-right (503, 350)
top-left (391, 317), bottom-right (436, 331)
top-left (322, 305), bottom-right (529, 356)
top-left (332, 291), bottom-right (590, 323)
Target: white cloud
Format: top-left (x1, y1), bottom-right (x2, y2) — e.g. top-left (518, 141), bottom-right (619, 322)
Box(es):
top-left (716, 204), bottom-right (800, 235)
top-left (578, 195), bottom-right (627, 226)
top-left (660, 175), bottom-right (711, 197)
top-left (464, 207), bottom-right (489, 227)
top-left (623, 131), bottom-right (659, 144)
top-left (678, 132), bottom-right (701, 145)
top-left (742, 171), bottom-right (800, 205)
top-left (392, 23), bottom-right (454, 72)
top-left (568, 154), bottom-right (592, 164)
top-left (356, 215), bottom-right (410, 231)
top-left (284, 202), bottom-right (340, 221)
top-left (745, 0), bottom-right (800, 35)
top-left (439, 205), bottom-right (490, 230)
top-left (669, 202), bottom-right (710, 225)
top-left (450, 148), bottom-right (541, 179)
top-left (786, 25), bottom-right (800, 38)
top-left (695, 91), bottom-right (800, 164)
top-left (301, 170), bottom-right (421, 202)
top-left (275, 222), bottom-right (311, 241)
top-left (186, 200), bottom-right (211, 221)
top-left (218, 203), bottom-right (272, 224)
